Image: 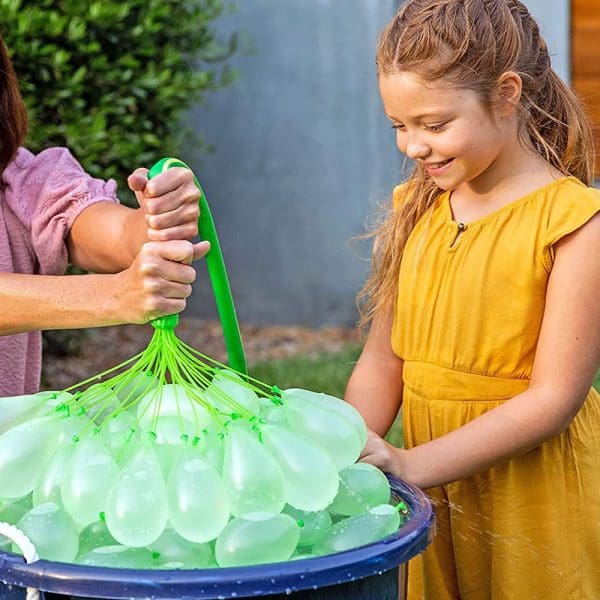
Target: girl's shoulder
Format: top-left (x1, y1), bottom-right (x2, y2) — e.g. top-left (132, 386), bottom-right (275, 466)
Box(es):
top-left (536, 177), bottom-right (600, 270)
top-left (539, 176), bottom-right (600, 221)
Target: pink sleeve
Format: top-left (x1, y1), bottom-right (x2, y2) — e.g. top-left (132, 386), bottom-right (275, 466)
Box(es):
top-left (5, 147), bottom-right (119, 274)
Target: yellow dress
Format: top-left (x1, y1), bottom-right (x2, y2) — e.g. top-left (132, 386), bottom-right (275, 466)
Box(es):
top-left (390, 177), bottom-right (600, 600)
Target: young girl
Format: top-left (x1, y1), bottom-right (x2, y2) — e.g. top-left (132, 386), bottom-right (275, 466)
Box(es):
top-left (346, 1), bottom-right (600, 598)
top-left (0, 35), bottom-right (209, 398)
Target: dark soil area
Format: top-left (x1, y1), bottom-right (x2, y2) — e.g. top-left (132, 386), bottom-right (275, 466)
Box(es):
top-left (41, 318), bottom-right (359, 391)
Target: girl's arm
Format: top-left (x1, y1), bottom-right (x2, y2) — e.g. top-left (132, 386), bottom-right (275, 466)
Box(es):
top-left (360, 213), bottom-right (600, 488)
top-left (345, 312), bottom-right (404, 436)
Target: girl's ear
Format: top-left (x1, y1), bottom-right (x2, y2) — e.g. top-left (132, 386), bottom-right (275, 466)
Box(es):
top-left (495, 71), bottom-right (523, 117)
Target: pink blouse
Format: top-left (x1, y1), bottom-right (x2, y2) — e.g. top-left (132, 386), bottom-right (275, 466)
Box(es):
top-left (0, 147), bottom-right (119, 397)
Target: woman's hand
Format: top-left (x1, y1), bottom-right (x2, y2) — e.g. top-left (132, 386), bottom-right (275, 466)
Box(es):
top-left (113, 239), bottom-right (209, 324)
top-left (128, 167), bottom-right (201, 242)
top-left (359, 430), bottom-right (410, 480)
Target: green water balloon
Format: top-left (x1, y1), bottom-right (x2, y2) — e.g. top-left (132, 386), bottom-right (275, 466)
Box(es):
top-left (290, 551), bottom-right (320, 561)
top-left (261, 424), bottom-right (339, 512)
top-left (328, 462), bottom-right (391, 516)
top-left (205, 370), bottom-right (260, 416)
top-left (147, 414), bottom-right (199, 445)
top-left (79, 383), bottom-right (122, 424)
top-left (61, 434), bottom-right (119, 528)
top-left (195, 427), bottom-right (225, 473)
top-left (215, 512), bottom-right (300, 567)
top-left (78, 519), bottom-right (118, 556)
top-left (57, 414), bottom-right (93, 445)
top-left (33, 445), bottom-right (74, 507)
top-left (167, 445), bottom-right (230, 543)
top-left (0, 394), bottom-right (46, 436)
top-left (0, 416), bottom-right (62, 499)
top-left (105, 440), bottom-right (169, 547)
top-left (259, 398), bottom-right (288, 424)
top-left (100, 411), bottom-right (138, 460)
top-left (77, 545), bottom-right (155, 569)
top-left (282, 400), bottom-right (362, 470)
top-left (282, 388), bottom-right (368, 448)
top-left (314, 503), bottom-right (401, 555)
top-left (0, 494), bottom-right (32, 524)
top-left (16, 503), bottom-right (79, 563)
top-left (222, 426), bottom-right (286, 517)
top-left (283, 505), bottom-right (332, 548)
top-left (137, 383), bottom-right (212, 430)
top-left (0, 494), bottom-right (33, 550)
top-left (148, 528), bottom-right (213, 569)
top-left (113, 370), bottom-right (158, 405)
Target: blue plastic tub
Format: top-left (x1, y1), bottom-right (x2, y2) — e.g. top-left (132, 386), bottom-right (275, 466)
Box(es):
top-left (0, 477), bottom-right (434, 600)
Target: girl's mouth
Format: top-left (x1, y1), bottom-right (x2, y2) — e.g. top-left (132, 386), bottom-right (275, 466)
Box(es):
top-left (425, 158), bottom-right (453, 175)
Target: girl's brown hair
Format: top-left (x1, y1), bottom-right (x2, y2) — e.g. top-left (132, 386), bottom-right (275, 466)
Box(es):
top-left (357, 0), bottom-right (595, 331)
top-left (0, 34), bottom-right (27, 175)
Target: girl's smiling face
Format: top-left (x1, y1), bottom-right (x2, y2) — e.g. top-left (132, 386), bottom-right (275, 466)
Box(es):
top-left (379, 71), bottom-right (516, 192)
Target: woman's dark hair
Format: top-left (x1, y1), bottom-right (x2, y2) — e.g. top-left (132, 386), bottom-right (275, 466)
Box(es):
top-left (0, 34), bottom-right (27, 174)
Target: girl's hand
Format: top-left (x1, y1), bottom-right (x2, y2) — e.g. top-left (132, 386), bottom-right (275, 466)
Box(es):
top-left (359, 429), bottom-right (409, 480)
top-left (128, 167), bottom-right (201, 242)
top-left (114, 239), bottom-right (209, 323)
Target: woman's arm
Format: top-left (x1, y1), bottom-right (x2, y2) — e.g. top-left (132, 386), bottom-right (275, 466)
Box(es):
top-left (345, 311), bottom-right (404, 436)
top-left (0, 240), bottom-right (207, 335)
top-left (360, 213), bottom-right (600, 488)
top-left (67, 167), bottom-right (200, 273)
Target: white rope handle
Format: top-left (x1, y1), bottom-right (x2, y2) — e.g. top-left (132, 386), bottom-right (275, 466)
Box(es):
top-left (0, 521), bottom-right (40, 600)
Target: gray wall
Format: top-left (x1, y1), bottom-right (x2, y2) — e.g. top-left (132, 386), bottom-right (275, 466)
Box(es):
top-left (528, 0), bottom-right (570, 82)
top-left (186, 0), bottom-right (401, 327)
top-left (185, 0), bottom-right (569, 328)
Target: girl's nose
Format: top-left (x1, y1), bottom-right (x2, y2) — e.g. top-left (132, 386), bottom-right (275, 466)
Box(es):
top-left (404, 138), bottom-right (430, 160)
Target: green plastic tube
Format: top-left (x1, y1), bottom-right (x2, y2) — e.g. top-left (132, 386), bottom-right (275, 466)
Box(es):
top-left (147, 157), bottom-right (247, 375)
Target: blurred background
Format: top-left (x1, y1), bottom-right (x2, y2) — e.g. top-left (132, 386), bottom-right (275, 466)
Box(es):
top-left (178, 0), bottom-right (581, 328)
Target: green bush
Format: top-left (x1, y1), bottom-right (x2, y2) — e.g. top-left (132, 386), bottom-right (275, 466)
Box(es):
top-left (0, 0), bottom-right (237, 359)
top-left (0, 0), bottom-right (237, 205)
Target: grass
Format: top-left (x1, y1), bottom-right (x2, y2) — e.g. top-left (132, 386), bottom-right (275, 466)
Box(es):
top-left (249, 343), bottom-right (404, 446)
top-left (249, 344), bottom-right (362, 398)
top-left (250, 346), bottom-right (600, 451)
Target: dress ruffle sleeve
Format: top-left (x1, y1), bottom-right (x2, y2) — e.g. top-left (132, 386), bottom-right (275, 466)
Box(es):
top-left (3, 147), bottom-right (119, 275)
top-left (541, 179), bottom-right (600, 272)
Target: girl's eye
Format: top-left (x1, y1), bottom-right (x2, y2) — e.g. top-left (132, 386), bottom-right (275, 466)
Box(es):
top-left (425, 123), bottom-right (446, 132)
top-left (390, 124), bottom-right (405, 131)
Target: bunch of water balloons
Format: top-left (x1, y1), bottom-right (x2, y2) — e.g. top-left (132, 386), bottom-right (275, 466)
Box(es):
top-left (0, 317), bottom-right (407, 569)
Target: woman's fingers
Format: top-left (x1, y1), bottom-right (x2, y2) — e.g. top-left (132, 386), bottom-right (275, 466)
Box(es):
top-left (117, 240), bottom-right (210, 323)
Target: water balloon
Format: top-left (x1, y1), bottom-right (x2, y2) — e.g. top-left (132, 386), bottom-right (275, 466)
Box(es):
top-left (328, 462), bottom-right (391, 516)
top-left (215, 512), bottom-right (300, 567)
top-left (167, 445), bottom-right (230, 543)
top-left (261, 424), bottom-right (339, 511)
top-left (16, 503), bottom-right (79, 563)
top-left (222, 426), bottom-right (286, 517)
top-left (0, 416), bottom-right (62, 499)
top-left (105, 440), bottom-right (168, 547)
top-left (315, 504), bottom-right (401, 555)
top-left (61, 434), bottom-right (119, 528)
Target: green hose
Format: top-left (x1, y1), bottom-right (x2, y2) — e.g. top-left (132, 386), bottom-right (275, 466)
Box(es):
top-left (147, 157), bottom-right (247, 375)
